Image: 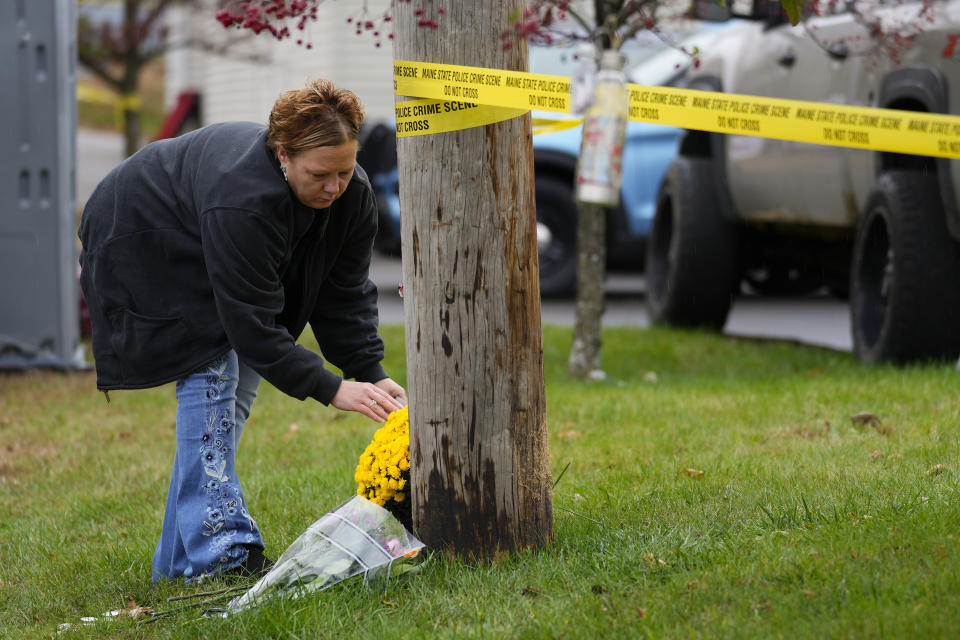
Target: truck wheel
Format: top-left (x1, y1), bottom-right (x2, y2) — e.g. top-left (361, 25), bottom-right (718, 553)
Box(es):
top-left (646, 157), bottom-right (739, 330)
top-left (851, 171), bottom-right (960, 363)
top-left (536, 175), bottom-right (578, 298)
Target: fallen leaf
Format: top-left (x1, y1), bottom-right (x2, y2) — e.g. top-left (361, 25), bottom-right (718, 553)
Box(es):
top-left (870, 450), bottom-right (883, 460)
top-left (851, 411), bottom-right (880, 426)
top-left (686, 579), bottom-right (700, 590)
top-left (643, 371), bottom-right (658, 383)
top-left (752, 599), bottom-right (771, 610)
top-left (682, 468), bottom-right (705, 478)
top-left (125, 600), bottom-right (154, 619)
top-left (926, 464), bottom-right (947, 476)
top-left (557, 429), bottom-right (582, 440)
top-left (638, 607), bottom-right (648, 620)
top-left (281, 423), bottom-right (300, 442)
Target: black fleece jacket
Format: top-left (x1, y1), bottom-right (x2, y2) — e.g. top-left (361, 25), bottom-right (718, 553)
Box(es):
top-left (78, 121), bottom-right (387, 404)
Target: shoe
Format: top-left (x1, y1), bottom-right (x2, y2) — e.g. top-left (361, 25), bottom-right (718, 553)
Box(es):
top-left (223, 546), bottom-right (274, 578)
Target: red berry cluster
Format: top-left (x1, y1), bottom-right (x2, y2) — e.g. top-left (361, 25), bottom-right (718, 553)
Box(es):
top-left (216, 0), bottom-right (446, 49)
top-left (410, 0), bottom-right (444, 28)
top-left (502, 1), bottom-right (572, 48)
top-left (216, 1), bottom-right (319, 46)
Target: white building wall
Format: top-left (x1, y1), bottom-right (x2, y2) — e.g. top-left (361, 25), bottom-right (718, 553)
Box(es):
top-left (166, 0), bottom-right (395, 127)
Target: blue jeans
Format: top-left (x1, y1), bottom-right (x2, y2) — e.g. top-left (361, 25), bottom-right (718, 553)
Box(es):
top-left (152, 350), bottom-right (264, 581)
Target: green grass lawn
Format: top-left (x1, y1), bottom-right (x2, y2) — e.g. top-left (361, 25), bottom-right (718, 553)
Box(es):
top-left (2, 326), bottom-right (958, 638)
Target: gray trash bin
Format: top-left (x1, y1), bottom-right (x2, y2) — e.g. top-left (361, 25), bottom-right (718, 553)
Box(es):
top-left (0, 0), bottom-right (86, 370)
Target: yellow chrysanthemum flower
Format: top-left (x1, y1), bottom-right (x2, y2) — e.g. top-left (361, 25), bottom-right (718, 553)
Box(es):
top-left (355, 405), bottom-right (411, 518)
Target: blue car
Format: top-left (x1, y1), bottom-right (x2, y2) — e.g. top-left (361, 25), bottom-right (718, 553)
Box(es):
top-left (363, 22), bottom-right (734, 297)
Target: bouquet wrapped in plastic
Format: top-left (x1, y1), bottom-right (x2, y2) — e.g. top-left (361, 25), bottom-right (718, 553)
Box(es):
top-left (227, 495), bottom-right (424, 613)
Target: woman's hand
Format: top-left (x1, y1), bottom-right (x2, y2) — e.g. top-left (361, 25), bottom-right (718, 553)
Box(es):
top-left (374, 377), bottom-right (407, 406)
top-left (331, 380), bottom-right (405, 422)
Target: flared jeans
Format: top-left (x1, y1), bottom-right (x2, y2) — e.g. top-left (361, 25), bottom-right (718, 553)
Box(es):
top-left (152, 350), bottom-right (265, 580)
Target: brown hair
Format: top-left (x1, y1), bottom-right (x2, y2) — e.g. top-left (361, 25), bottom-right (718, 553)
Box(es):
top-left (266, 78), bottom-right (365, 156)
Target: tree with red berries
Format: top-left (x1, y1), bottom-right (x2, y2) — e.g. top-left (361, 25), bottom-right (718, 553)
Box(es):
top-left (79, 0), bottom-right (263, 156)
top-left (78, 0), bottom-right (189, 156)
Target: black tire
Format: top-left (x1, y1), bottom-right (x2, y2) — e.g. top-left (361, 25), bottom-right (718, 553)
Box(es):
top-left (851, 171), bottom-right (960, 364)
top-left (646, 157), bottom-right (739, 330)
top-left (536, 175), bottom-right (578, 298)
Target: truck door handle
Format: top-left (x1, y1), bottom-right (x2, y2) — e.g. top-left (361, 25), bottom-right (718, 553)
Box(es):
top-left (778, 50), bottom-right (796, 68)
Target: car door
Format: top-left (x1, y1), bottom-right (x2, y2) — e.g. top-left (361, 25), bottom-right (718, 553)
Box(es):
top-left (725, 5), bottom-right (867, 227)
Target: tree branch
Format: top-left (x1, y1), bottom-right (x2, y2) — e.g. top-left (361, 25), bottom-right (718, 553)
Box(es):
top-left (557, 1), bottom-right (595, 38)
top-left (162, 33), bottom-right (271, 64)
top-left (136, 0), bottom-right (179, 49)
top-left (76, 50), bottom-right (123, 92)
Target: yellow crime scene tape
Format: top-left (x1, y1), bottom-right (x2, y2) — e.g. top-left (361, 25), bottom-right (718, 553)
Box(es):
top-left (393, 59), bottom-right (960, 159)
top-left (76, 84), bottom-right (142, 110)
top-left (77, 84), bottom-right (143, 129)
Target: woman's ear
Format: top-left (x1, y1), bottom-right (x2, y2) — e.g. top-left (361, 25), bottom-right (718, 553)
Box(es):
top-left (276, 145), bottom-right (287, 165)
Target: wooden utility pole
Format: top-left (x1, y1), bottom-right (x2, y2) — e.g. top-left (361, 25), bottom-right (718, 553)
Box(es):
top-left (394, 1), bottom-right (553, 557)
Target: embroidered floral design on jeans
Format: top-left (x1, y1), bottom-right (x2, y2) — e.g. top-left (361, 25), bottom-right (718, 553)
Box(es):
top-left (197, 357), bottom-right (259, 569)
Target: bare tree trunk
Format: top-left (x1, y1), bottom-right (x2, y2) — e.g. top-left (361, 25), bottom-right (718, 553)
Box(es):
top-left (394, 0), bottom-right (553, 558)
top-left (122, 0), bottom-right (142, 157)
top-left (568, 204), bottom-right (606, 377)
top-left (568, 0), bottom-right (616, 378)
top-left (122, 92), bottom-right (141, 157)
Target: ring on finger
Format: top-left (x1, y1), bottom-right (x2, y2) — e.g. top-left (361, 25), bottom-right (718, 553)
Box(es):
top-left (369, 399), bottom-right (378, 408)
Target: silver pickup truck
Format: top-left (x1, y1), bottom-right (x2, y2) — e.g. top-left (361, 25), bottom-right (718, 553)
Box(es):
top-left (647, 0), bottom-right (960, 364)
